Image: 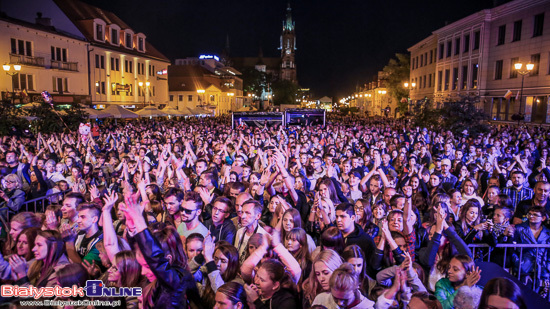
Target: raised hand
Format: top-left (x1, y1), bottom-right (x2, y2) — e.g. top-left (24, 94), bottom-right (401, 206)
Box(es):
top-left (198, 187), bottom-right (214, 205)
top-left (82, 260), bottom-right (100, 277)
top-left (200, 234), bottom-right (215, 264)
top-left (60, 223), bottom-right (77, 242)
top-left (464, 266), bottom-right (482, 287)
top-left (89, 184), bottom-right (100, 200)
top-left (9, 255), bottom-right (28, 279)
top-left (45, 210), bottom-right (59, 230)
top-left (102, 192), bottom-right (118, 213)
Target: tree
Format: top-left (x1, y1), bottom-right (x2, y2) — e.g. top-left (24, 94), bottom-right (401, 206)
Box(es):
top-left (241, 68), bottom-right (270, 98)
top-left (0, 98), bottom-right (29, 136)
top-left (272, 80), bottom-right (299, 105)
top-left (382, 53), bottom-right (410, 115)
top-left (27, 102), bottom-right (88, 134)
top-left (412, 96), bottom-right (489, 136)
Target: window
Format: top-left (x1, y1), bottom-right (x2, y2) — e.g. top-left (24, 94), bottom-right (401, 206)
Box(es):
top-left (463, 34), bottom-right (470, 53)
top-left (51, 46), bottom-right (67, 62)
top-left (10, 38), bottom-right (32, 56)
top-left (188, 95), bottom-right (193, 101)
top-left (423, 75), bottom-right (426, 89)
top-left (412, 58), bottom-right (415, 70)
top-left (111, 57), bottom-right (119, 71)
top-left (495, 60), bottom-right (503, 80)
top-left (429, 50), bottom-right (433, 64)
top-left (531, 53), bottom-right (540, 75)
top-left (533, 13), bottom-right (544, 37)
top-left (424, 52), bottom-right (428, 66)
top-left (125, 60), bottom-right (133, 73)
top-left (428, 74), bottom-right (432, 87)
top-left (179, 95), bottom-right (183, 101)
top-left (455, 38), bottom-right (460, 55)
top-left (138, 37), bottom-right (144, 51)
top-left (169, 95), bottom-right (174, 101)
top-left (111, 28), bottom-right (118, 45)
top-left (101, 82), bottom-right (105, 94)
top-left (452, 67), bottom-right (459, 90)
top-left (125, 33), bottom-right (132, 48)
top-left (513, 20), bottom-right (522, 41)
top-left (510, 57), bottom-right (519, 78)
top-left (12, 74), bottom-right (34, 91)
top-left (420, 55), bottom-right (423, 67)
top-left (473, 31), bottom-right (480, 50)
top-left (497, 25), bottom-right (506, 45)
top-left (437, 71), bottom-right (442, 91)
top-left (471, 63), bottom-right (478, 89)
top-left (96, 24), bottom-right (104, 41)
top-left (446, 41), bottom-right (452, 58)
top-left (444, 69), bottom-right (450, 90)
top-left (52, 77), bottom-right (68, 93)
top-left (461, 65), bottom-right (468, 89)
top-left (439, 43), bottom-right (444, 59)
top-left (98, 55), bottom-right (104, 69)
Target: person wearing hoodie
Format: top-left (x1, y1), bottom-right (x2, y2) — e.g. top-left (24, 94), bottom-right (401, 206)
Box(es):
top-left (335, 203), bottom-right (376, 271)
top-left (203, 196), bottom-right (236, 244)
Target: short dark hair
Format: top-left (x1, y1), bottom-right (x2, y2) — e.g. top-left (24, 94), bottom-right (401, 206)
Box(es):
top-left (527, 205), bottom-right (547, 218)
top-left (64, 192), bottom-right (85, 206)
top-left (164, 187), bottom-right (185, 202)
top-left (335, 203), bottom-right (355, 217)
top-left (186, 233), bottom-right (204, 244)
top-left (76, 203), bottom-right (101, 218)
top-left (213, 196), bottom-right (233, 213)
top-left (183, 191), bottom-right (203, 210)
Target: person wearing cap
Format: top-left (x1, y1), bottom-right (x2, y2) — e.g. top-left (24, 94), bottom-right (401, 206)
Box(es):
top-left (430, 155), bottom-right (443, 174)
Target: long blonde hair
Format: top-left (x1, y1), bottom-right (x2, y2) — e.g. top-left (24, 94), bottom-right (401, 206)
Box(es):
top-left (302, 249), bottom-right (343, 303)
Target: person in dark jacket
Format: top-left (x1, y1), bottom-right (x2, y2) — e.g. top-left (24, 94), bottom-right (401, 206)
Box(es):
top-left (335, 203), bottom-right (376, 271)
top-left (245, 259), bottom-right (298, 309)
top-left (203, 196), bottom-right (236, 244)
top-left (121, 196), bottom-right (202, 309)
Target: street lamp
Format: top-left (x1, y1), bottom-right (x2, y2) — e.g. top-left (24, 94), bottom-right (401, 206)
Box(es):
top-left (514, 61), bottom-right (534, 114)
top-left (138, 81), bottom-right (151, 107)
top-left (404, 82), bottom-right (416, 114)
top-left (3, 64), bottom-right (22, 104)
top-left (3, 64), bottom-right (22, 76)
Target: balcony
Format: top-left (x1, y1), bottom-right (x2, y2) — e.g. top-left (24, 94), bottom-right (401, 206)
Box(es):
top-left (10, 53), bottom-right (45, 67)
top-left (51, 60), bottom-right (78, 72)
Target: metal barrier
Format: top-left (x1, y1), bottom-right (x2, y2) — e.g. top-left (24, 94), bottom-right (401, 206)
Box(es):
top-left (469, 243), bottom-right (550, 295)
top-left (2, 190), bottom-right (71, 222)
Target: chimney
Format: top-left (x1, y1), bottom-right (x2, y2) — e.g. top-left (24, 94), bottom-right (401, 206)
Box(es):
top-left (35, 12), bottom-right (52, 27)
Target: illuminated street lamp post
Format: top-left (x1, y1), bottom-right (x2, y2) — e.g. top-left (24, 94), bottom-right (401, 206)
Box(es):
top-left (3, 63), bottom-right (22, 104)
top-left (514, 61), bottom-right (534, 115)
top-left (404, 82), bottom-right (416, 113)
top-left (138, 81), bottom-right (150, 108)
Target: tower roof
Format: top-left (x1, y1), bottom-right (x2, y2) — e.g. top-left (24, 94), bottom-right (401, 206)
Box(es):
top-left (283, 2), bottom-right (294, 31)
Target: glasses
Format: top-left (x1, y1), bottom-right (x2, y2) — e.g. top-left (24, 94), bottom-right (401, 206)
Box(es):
top-left (5, 180), bottom-right (15, 184)
top-left (181, 207), bottom-right (198, 215)
top-left (212, 207), bottom-right (228, 214)
top-left (527, 213), bottom-right (542, 218)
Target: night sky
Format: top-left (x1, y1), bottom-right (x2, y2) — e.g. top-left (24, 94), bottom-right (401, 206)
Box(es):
top-left (82, 0), bottom-right (497, 99)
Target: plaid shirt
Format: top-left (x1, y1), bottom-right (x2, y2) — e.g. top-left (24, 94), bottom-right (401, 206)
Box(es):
top-left (502, 186), bottom-right (534, 210)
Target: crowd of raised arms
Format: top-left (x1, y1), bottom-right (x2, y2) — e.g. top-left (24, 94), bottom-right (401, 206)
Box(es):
top-left (0, 114), bottom-right (548, 309)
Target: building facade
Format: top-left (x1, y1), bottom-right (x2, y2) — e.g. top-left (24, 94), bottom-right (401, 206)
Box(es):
top-left (409, 0), bottom-right (550, 123)
top-left (408, 34), bottom-right (438, 103)
top-left (168, 56), bottom-right (243, 115)
top-left (0, 15), bottom-right (89, 106)
top-left (2, 0), bottom-right (170, 110)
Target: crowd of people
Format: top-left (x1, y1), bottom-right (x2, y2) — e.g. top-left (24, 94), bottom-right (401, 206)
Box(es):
top-left (0, 114), bottom-right (546, 309)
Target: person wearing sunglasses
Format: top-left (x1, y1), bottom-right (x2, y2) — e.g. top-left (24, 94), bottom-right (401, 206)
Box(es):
top-left (204, 196), bottom-right (237, 244)
top-left (177, 191), bottom-right (209, 239)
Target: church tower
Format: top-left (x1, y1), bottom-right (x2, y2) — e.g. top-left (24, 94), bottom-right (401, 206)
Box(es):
top-left (279, 2), bottom-right (297, 83)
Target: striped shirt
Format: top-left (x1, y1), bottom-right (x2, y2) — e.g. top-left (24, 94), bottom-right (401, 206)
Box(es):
top-left (502, 186), bottom-right (534, 210)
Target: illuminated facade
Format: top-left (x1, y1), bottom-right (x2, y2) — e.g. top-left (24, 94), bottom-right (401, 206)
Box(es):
top-left (2, 0), bottom-right (170, 110)
top-left (279, 3), bottom-right (297, 83)
top-left (169, 56), bottom-right (243, 115)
